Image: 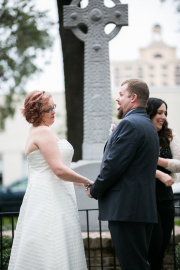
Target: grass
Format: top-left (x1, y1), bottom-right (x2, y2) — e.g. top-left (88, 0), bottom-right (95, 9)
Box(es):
top-left (1, 217), bottom-right (18, 231)
top-left (1, 217), bottom-right (180, 231)
top-left (175, 218), bottom-right (180, 226)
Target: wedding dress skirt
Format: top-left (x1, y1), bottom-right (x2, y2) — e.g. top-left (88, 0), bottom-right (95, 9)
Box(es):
top-left (8, 139), bottom-right (87, 270)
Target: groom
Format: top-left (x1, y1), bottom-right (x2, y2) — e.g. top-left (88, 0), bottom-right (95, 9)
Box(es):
top-left (86, 79), bottom-right (159, 270)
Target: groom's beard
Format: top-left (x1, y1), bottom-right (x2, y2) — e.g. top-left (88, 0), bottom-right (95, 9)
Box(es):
top-left (117, 108), bottom-right (123, 119)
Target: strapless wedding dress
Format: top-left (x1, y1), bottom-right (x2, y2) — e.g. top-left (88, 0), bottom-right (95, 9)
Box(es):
top-left (8, 139), bottom-right (87, 270)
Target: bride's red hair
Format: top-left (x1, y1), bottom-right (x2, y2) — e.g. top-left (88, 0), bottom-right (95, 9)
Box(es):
top-left (21, 90), bottom-right (52, 126)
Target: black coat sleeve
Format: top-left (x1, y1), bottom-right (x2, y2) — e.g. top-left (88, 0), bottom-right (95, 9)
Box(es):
top-left (90, 120), bottom-right (138, 199)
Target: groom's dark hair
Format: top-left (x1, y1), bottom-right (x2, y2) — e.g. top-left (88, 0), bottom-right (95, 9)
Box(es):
top-left (121, 78), bottom-right (149, 107)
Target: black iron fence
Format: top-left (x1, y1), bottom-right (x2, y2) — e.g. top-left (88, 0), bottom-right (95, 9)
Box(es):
top-left (0, 208), bottom-right (180, 270)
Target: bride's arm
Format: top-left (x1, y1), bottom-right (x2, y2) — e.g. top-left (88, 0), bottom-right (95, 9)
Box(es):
top-left (35, 127), bottom-right (93, 186)
top-left (73, 182), bottom-right (84, 186)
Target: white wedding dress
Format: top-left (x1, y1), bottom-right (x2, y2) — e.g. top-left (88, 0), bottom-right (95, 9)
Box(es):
top-left (8, 139), bottom-right (87, 270)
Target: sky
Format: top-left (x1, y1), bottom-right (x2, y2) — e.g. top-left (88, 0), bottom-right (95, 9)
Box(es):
top-left (26, 0), bottom-right (180, 93)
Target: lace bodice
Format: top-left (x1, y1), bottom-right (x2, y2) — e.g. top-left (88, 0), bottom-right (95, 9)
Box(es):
top-left (166, 132), bottom-right (180, 177)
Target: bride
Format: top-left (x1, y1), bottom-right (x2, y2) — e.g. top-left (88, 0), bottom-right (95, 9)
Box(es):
top-left (8, 90), bottom-right (93, 270)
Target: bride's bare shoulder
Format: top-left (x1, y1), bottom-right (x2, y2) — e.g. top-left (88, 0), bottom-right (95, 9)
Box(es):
top-left (29, 125), bottom-right (55, 139)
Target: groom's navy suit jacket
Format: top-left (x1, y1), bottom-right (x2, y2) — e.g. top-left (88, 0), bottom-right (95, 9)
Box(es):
top-left (90, 108), bottom-right (159, 223)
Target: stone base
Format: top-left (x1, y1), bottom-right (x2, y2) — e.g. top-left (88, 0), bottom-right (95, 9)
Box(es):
top-left (82, 227), bottom-right (180, 270)
top-left (3, 228), bottom-right (179, 269)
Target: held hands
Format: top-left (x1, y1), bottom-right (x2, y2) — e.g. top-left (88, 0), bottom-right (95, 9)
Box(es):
top-left (84, 180), bottom-right (94, 198)
top-left (162, 175), bottom-right (175, 187)
top-left (85, 188), bottom-right (93, 198)
top-left (158, 171), bottom-right (175, 187)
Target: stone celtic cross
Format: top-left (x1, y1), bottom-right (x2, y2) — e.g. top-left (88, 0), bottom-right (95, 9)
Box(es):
top-left (64, 0), bottom-right (128, 160)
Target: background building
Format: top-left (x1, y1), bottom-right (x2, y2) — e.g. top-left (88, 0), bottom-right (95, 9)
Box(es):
top-left (0, 24), bottom-right (180, 186)
top-left (111, 25), bottom-right (180, 89)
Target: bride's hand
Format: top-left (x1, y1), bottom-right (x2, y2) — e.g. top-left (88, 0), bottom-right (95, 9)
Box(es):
top-left (84, 180), bottom-right (93, 189)
top-left (88, 180), bottom-right (94, 186)
top-left (84, 180), bottom-right (93, 198)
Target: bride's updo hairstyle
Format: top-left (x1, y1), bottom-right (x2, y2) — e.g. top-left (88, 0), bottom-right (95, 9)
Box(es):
top-left (21, 90), bottom-right (52, 126)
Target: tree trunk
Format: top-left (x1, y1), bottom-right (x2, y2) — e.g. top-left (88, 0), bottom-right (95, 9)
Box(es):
top-left (57, 0), bottom-right (84, 161)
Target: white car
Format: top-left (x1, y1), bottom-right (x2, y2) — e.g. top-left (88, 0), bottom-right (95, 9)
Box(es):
top-left (172, 182), bottom-right (180, 215)
top-left (172, 182), bottom-right (180, 197)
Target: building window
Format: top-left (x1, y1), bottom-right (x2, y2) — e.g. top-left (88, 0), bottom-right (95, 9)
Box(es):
top-left (163, 74), bottom-right (167, 77)
top-left (150, 82), bottom-right (154, 86)
top-left (22, 154), bottom-right (28, 177)
top-left (163, 82), bottom-right (167, 86)
top-left (138, 67), bottom-right (143, 79)
top-left (0, 155), bottom-right (3, 186)
top-left (125, 67), bottom-right (131, 70)
top-left (162, 65), bottom-right (167, 69)
top-left (150, 74), bottom-right (154, 78)
top-left (176, 75), bottom-right (180, 85)
top-left (176, 66), bottom-right (180, 70)
top-left (149, 65), bottom-right (154, 69)
top-left (154, 54), bottom-right (162, 58)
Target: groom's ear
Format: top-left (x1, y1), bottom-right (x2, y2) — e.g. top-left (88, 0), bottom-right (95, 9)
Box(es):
top-left (131, 94), bottom-right (137, 103)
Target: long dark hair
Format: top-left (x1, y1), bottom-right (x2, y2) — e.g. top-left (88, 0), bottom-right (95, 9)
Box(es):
top-left (146, 98), bottom-right (173, 149)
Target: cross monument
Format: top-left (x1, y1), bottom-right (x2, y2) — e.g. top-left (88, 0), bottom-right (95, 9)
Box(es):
top-left (64, 0), bottom-right (128, 160)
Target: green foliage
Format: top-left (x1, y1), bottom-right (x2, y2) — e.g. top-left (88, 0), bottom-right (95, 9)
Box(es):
top-left (0, 249), bottom-right (11, 270)
top-left (176, 242), bottom-right (180, 269)
top-left (0, 235), bottom-right (12, 251)
top-left (0, 0), bottom-right (54, 130)
top-left (0, 235), bottom-right (12, 270)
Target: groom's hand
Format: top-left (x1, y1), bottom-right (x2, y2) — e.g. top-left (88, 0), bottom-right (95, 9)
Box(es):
top-left (84, 185), bottom-right (93, 198)
top-left (85, 188), bottom-right (93, 198)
